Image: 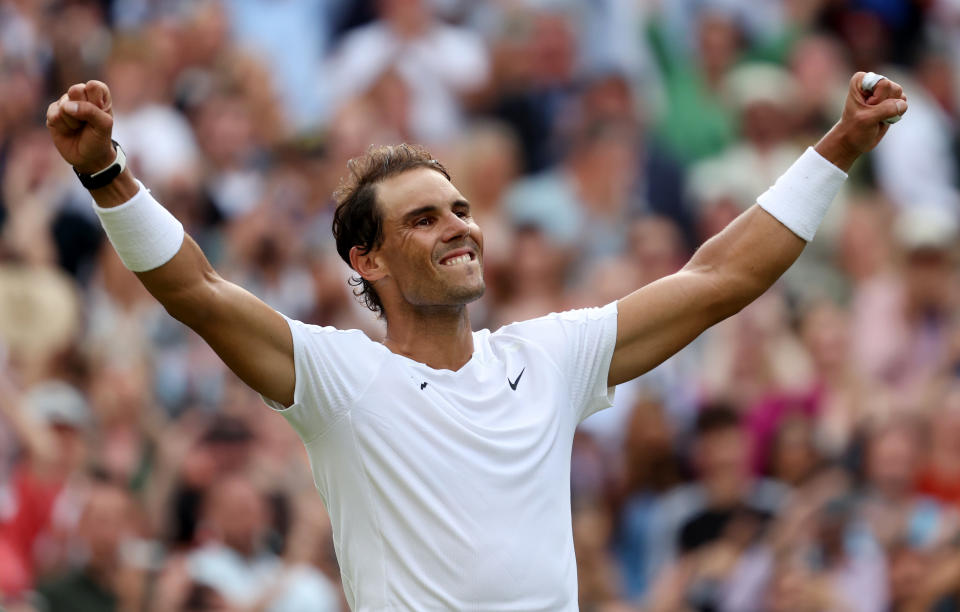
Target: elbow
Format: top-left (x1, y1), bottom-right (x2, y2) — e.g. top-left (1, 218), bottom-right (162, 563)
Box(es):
top-left (162, 298), bottom-right (206, 329)
top-left (714, 276), bottom-right (771, 322)
top-left (694, 264), bottom-right (769, 325)
top-left (163, 301), bottom-right (203, 328)
top-left (713, 292), bottom-right (755, 323)
top-left (161, 269), bottom-right (222, 329)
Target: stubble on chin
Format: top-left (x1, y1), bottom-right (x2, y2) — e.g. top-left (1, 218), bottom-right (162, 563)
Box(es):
top-left (424, 271), bottom-right (486, 307)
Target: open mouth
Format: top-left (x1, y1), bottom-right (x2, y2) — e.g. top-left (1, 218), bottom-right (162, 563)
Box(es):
top-left (439, 251), bottom-right (476, 266)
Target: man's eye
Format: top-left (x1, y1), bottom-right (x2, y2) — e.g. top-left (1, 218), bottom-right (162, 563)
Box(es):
top-left (415, 217), bottom-right (433, 227)
top-left (455, 211), bottom-right (469, 219)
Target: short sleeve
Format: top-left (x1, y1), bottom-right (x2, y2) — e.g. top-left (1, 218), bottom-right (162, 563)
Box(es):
top-left (261, 318), bottom-right (382, 443)
top-left (505, 302), bottom-right (619, 422)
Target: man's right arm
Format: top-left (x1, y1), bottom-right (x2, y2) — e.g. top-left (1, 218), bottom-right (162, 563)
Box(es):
top-left (47, 81), bottom-right (295, 406)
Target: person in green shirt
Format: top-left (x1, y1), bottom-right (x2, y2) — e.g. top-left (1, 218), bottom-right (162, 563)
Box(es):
top-left (35, 480), bottom-right (144, 612)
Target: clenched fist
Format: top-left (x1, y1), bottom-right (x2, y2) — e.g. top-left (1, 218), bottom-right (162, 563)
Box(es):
top-left (46, 80), bottom-right (116, 175)
top-left (837, 71), bottom-right (908, 154)
top-left (815, 71), bottom-right (908, 172)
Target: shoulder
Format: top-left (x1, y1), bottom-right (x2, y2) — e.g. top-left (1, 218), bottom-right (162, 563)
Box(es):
top-left (488, 303), bottom-right (619, 356)
top-left (285, 319), bottom-right (384, 367)
top-left (289, 320), bottom-right (376, 345)
top-left (495, 303), bottom-right (619, 334)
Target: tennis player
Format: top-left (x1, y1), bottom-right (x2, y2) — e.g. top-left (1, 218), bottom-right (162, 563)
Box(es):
top-left (46, 72), bottom-right (906, 610)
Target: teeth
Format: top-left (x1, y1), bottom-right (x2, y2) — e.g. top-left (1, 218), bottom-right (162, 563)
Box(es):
top-left (442, 254), bottom-right (471, 266)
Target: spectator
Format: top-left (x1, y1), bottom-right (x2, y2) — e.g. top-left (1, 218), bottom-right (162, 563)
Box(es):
top-left (852, 206), bottom-right (959, 399)
top-left (645, 406), bottom-right (788, 590)
top-left (223, 0), bottom-right (349, 133)
top-left (646, 9), bottom-right (742, 163)
top-left (325, 0), bottom-right (490, 145)
top-left (34, 478), bottom-right (146, 612)
top-left (0, 381), bottom-right (92, 596)
top-left (505, 118), bottom-right (640, 270)
top-left (184, 476), bottom-right (339, 612)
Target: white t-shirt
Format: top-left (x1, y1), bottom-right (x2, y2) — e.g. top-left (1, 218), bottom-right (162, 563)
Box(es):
top-left (188, 543), bottom-right (341, 612)
top-left (263, 303), bottom-right (619, 611)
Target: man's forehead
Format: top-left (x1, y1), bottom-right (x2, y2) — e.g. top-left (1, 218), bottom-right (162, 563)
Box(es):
top-left (378, 167), bottom-right (463, 218)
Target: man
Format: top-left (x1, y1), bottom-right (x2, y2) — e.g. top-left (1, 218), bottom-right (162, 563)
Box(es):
top-left (0, 381), bottom-right (91, 597)
top-left (34, 478), bottom-right (141, 612)
top-left (45, 73), bottom-right (906, 609)
top-left (185, 475), bottom-right (340, 612)
top-left (646, 405), bottom-right (786, 583)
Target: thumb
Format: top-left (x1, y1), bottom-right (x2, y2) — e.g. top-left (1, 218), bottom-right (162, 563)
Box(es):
top-left (864, 98), bottom-right (907, 124)
top-left (62, 100), bottom-right (114, 135)
top-left (84, 80), bottom-right (113, 113)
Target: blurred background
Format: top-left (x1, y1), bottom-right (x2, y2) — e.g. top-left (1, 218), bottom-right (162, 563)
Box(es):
top-left (4, 0), bottom-right (960, 610)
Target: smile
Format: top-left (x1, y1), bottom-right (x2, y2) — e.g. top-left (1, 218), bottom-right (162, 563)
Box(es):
top-left (440, 253), bottom-right (475, 266)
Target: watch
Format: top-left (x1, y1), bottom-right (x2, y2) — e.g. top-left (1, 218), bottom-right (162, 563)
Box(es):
top-left (74, 140), bottom-right (127, 189)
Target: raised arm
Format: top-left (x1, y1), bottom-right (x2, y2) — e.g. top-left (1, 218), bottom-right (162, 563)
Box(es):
top-left (608, 72), bottom-right (908, 387)
top-left (47, 81), bottom-right (295, 406)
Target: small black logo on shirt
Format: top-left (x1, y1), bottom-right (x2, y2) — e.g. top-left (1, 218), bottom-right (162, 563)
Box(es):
top-left (508, 368), bottom-right (525, 391)
top-left (420, 382), bottom-right (428, 390)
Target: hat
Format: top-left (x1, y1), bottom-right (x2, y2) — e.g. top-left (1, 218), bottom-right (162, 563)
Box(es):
top-left (894, 206), bottom-right (958, 251)
top-left (23, 381), bottom-right (90, 430)
top-left (688, 156), bottom-right (758, 211)
top-left (0, 265), bottom-right (80, 364)
top-left (724, 63), bottom-right (797, 111)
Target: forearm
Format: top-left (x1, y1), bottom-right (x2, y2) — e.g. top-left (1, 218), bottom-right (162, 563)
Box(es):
top-left (91, 171), bottom-right (294, 404)
top-left (684, 132), bottom-right (855, 315)
top-left (684, 205), bottom-right (806, 316)
top-left (48, 81), bottom-right (296, 405)
top-left (609, 72), bottom-right (906, 386)
top-left (90, 169), bottom-right (220, 325)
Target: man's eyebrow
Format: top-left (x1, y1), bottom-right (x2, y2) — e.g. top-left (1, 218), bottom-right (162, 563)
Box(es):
top-left (402, 205), bottom-right (441, 222)
top-left (401, 200), bottom-right (471, 221)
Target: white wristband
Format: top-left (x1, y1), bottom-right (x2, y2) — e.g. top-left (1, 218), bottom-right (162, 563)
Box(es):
top-left (93, 180), bottom-right (185, 272)
top-left (756, 147), bottom-right (847, 242)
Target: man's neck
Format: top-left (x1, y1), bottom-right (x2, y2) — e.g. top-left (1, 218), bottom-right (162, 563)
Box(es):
top-left (383, 305), bottom-right (474, 372)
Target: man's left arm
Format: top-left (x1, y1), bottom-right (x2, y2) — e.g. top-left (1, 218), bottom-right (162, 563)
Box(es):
top-left (608, 72), bottom-right (907, 387)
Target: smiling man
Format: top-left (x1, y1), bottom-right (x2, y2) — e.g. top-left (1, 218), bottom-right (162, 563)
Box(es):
top-left (46, 73), bottom-right (906, 610)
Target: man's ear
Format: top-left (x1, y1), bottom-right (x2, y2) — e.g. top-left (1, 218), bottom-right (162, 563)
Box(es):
top-left (350, 246), bottom-right (387, 282)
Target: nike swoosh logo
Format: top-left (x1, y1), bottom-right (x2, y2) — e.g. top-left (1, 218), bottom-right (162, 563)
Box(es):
top-left (508, 368), bottom-right (525, 391)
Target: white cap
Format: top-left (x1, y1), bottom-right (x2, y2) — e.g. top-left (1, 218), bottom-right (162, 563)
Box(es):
top-left (724, 63), bottom-right (798, 111)
top-left (23, 381), bottom-right (90, 429)
top-left (894, 206), bottom-right (958, 251)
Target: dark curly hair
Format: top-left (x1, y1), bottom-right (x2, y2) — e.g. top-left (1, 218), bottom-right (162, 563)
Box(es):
top-left (332, 144), bottom-right (451, 318)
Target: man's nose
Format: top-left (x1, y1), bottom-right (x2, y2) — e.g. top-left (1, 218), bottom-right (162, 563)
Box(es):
top-left (441, 211), bottom-right (470, 241)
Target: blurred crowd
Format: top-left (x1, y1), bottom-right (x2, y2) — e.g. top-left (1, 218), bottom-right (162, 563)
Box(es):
top-left (4, 0), bottom-right (960, 610)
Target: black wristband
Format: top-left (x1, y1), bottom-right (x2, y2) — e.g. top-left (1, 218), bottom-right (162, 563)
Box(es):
top-left (74, 140), bottom-right (126, 190)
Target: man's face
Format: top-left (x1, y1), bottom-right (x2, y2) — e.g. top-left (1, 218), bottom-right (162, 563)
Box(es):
top-left (371, 167), bottom-right (485, 310)
top-left (697, 427), bottom-right (749, 484)
top-left (867, 427), bottom-right (919, 499)
top-left (78, 485), bottom-right (135, 570)
top-left (209, 478), bottom-right (267, 556)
